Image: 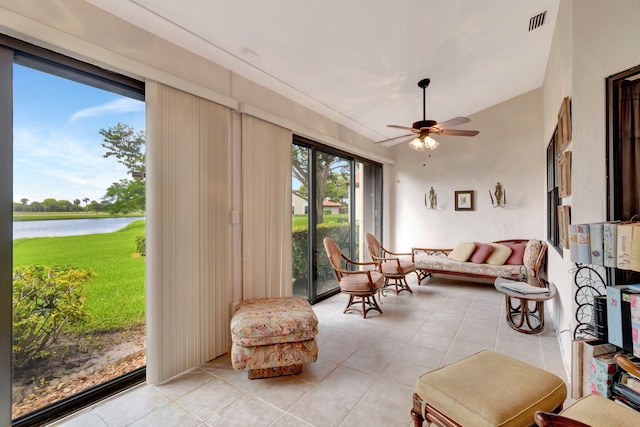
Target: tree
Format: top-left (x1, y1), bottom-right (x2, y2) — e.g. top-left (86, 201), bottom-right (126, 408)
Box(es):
top-left (100, 123), bottom-right (146, 214)
top-left (101, 179), bottom-right (145, 214)
top-left (99, 122), bottom-right (145, 174)
top-left (291, 145), bottom-right (349, 223)
top-left (20, 198), bottom-right (28, 212)
top-left (43, 198), bottom-right (56, 213)
top-left (83, 197), bottom-right (90, 210)
top-left (88, 200), bottom-right (102, 213)
top-left (324, 170), bottom-right (349, 205)
top-left (74, 199), bottom-right (81, 212)
top-left (52, 199), bottom-right (73, 212)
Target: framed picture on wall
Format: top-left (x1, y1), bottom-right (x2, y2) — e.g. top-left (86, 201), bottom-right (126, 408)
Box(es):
top-left (558, 205), bottom-right (571, 249)
top-left (558, 151), bottom-right (572, 197)
top-left (557, 96), bottom-right (572, 154)
top-left (454, 190), bottom-right (474, 211)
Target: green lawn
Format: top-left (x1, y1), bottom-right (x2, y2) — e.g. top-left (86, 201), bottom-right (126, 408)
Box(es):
top-left (13, 221), bottom-right (146, 332)
top-left (293, 213), bottom-right (347, 227)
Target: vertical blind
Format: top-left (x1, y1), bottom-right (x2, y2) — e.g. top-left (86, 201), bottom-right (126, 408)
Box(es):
top-left (241, 115), bottom-right (293, 299)
top-left (145, 82), bottom-right (230, 384)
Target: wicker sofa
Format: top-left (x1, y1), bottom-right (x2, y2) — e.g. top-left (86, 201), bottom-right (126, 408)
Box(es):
top-left (411, 239), bottom-right (547, 283)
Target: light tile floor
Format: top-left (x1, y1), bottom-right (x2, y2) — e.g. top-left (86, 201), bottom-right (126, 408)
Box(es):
top-left (49, 276), bottom-right (568, 427)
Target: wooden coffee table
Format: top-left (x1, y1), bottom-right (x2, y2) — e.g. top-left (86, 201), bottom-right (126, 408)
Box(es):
top-left (494, 276), bottom-right (557, 334)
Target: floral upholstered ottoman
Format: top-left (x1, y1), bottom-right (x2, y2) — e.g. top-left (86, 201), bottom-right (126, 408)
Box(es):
top-left (230, 296), bottom-right (318, 379)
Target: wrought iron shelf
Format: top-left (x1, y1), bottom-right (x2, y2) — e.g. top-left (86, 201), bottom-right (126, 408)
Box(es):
top-left (573, 263), bottom-right (609, 339)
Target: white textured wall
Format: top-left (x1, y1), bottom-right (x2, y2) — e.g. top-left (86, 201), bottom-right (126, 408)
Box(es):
top-left (542, 0), bottom-right (574, 368)
top-left (389, 89), bottom-right (544, 251)
top-left (543, 0), bottom-right (640, 369)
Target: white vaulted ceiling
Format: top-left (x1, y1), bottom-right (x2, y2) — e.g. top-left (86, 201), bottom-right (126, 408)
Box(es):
top-left (88, 0), bottom-right (559, 144)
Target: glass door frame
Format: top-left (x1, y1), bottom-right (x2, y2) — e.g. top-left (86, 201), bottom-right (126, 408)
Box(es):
top-left (293, 135), bottom-right (382, 305)
top-left (0, 34), bottom-right (145, 427)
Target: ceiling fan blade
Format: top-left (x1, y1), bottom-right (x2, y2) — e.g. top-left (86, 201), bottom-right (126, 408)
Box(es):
top-left (385, 136), bottom-right (415, 147)
top-left (387, 124), bottom-right (420, 132)
top-left (375, 133), bottom-right (414, 144)
top-left (440, 129), bottom-right (479, 137)
top-left (437, 117), bottom-right (470, 128)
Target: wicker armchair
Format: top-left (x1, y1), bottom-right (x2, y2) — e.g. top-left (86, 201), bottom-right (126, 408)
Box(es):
top-left (323, 237), bottom-right (384, 318)
top-left (365, 233), bottom-right (416, 294)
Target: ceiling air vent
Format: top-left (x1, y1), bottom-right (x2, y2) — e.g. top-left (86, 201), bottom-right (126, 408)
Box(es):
top-left (529, 10), bottom-right (547, 31)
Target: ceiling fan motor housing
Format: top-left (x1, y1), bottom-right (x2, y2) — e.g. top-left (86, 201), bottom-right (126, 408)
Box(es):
top-left (413, 119), bottom-right (438, 130)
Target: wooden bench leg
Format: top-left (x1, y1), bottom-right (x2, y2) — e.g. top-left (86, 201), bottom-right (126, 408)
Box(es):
top-left (411, 393), bottom-right (425, 427)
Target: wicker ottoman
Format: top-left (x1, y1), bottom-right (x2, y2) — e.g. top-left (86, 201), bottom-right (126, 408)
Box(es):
top-left (411, 350), bottom-right (567, 427)
top-left (230, 296), bottom-right (318, 379)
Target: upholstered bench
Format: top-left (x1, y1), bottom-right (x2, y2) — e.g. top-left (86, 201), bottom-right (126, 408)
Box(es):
top-left (411, 350), bottom-right (567, 427)
top-left (412, 239), bottom-right (547, 283)
top-left (230, 296), bottom-right (318, 379)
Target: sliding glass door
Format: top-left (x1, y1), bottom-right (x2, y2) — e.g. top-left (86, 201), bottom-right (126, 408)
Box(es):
top-left (292, 138), bottom-right (382, 303)
top-left (1, 37), bottom-right (146, 425)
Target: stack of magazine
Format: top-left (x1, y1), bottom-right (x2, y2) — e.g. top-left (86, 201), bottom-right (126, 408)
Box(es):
top-left (498, 278), bottom-right (549, 294)
top-left (612, 359), bottom-right (640, 410)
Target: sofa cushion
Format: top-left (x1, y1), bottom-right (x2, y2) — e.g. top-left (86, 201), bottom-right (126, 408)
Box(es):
top-left (523, 239), bottom-right (543, 270)
top-left (413, 254), bottom-right (523, 277)
top-left (469, 242), bottom-right (494, 264)
top-left (504, 243), bottom-right (526, 265)
top-left (486, 243), bottom-right (512, 265)
top-left (448, 242), bottom-right (476, 262)
top-left (231, 296), bottom-right (318, 346)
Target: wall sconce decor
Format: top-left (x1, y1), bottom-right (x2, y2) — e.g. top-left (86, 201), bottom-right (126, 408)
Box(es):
top-left (425, 187), bottom-right (437, 209)
top-left (489, 182), bottom-right (507, 208)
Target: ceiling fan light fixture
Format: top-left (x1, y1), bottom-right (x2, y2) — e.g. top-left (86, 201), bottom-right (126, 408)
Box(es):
top-left (424, 135), bottom-right (440, 150)
top-left (375, 78), bottom-right (478, 149)
top-left (409, 137), bottom-right (426, 151)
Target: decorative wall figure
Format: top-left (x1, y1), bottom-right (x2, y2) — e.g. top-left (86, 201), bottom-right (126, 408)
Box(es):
top-left (490, 182), bottom-right (507, 208)
top-left (425, 187), bottom-right (437, 209)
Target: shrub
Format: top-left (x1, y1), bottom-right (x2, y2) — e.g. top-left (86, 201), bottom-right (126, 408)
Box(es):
top-left (292, 222), bottom-right (351, 282)
top-left (135, 235), bottom-right (146, 256)
top-left (12, 265), bottom-right (94, 368)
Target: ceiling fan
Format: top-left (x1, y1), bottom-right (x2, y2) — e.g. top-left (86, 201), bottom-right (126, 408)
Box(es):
top-left (376, 78), bottom-right (479, 151)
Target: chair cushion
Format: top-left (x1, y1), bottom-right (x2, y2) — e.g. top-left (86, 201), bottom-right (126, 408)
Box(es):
top-left (340, 270), bottom-right (384, 292)
top-left (380, 259), bottom-right (415, 275)
top-left (560, 394), bottom-right (640, 427)
top-left (231, 296), bottom-right (318, 346)
top-left (416, 350), bottom-right (567, 427)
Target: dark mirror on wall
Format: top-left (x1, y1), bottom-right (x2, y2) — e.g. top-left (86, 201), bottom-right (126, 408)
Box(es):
top-left (547, 127), bottom-right (561, 254)
top-left (607, 64), bottom-right (640, 285)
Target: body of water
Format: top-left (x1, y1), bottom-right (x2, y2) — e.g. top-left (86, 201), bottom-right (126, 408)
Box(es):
top-left (13, 217), bottom-right (145, 239)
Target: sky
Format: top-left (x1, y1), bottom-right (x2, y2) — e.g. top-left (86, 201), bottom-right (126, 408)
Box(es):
top-left (13, 64), bottom-right (146, 204)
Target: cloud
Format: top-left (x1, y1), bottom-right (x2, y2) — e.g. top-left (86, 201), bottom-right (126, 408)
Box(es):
top-left (13, 128), bottom-right (130, 202)
top-left (70, 98), bottom-right (144, 122)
